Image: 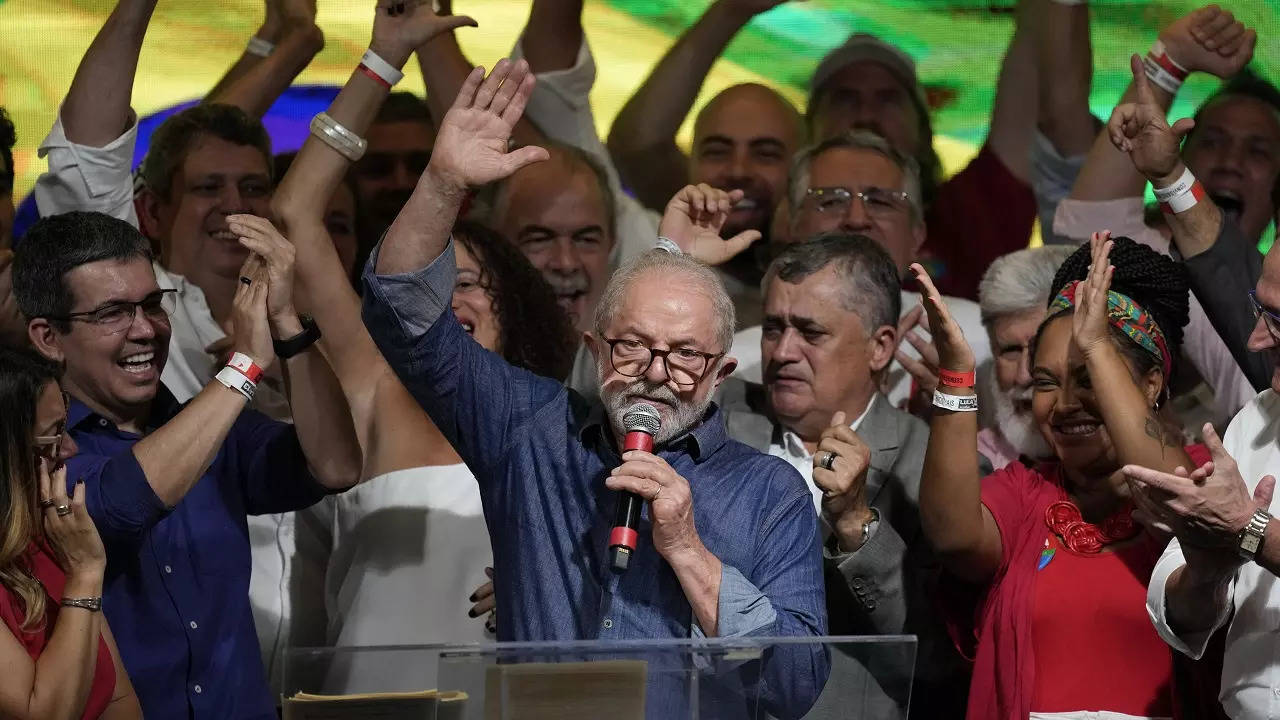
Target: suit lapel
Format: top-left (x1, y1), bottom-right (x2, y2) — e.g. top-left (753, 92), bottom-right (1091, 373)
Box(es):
top-left (855, 395), bottom-right (903, 503)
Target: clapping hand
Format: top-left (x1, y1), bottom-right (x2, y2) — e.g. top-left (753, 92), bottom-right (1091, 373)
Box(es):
top-left (229, 215), bottom-right (303, 339)
top-left (910, 263), bottom-right (976, 384)
top-left (230, 255), bottom-right (277, 371)
top-left (370, 0), bottom-right (476, 67)
top-left (1158, 5), bottom-right (1255, 80)
top-left (426, 59), bottom-right (550, 194)
top-left (894, 305), bottom-right (940, 415)
top-left (1071, 231), bottom-right (1115, 360)
top-left (658, 184), bottom-right (760, 266)
top-left (1108, 57), bottom-right (1194, 185)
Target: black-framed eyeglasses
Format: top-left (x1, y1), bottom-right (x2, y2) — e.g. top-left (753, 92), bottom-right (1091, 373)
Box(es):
top-left (52, 289), bottom-right (178, 335)
top-left (1250, 290), bottom-right (1280, 341)
top-left (801, 186), bottom-right (911, 219)
top-left (603, 338), bottom-right (724, 387)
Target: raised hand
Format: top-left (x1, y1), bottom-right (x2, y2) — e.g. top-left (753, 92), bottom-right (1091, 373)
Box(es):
top-left (426, 59), bottom-right (550, 193)
top-left (1108, 56), bottom-right (1195, 184)
top-left (231, 255), bottom-right (278, 371)
top-left (909, 263), bottom-right (975, 378)
top-left (1071, 231), bottom-right (1115, 359)
top-left (229, 214), bottom-right (300, 334)
top-left (893, 305), bottom-right (941, 414)
top-left (658, 184), bottom-right (760, 266)
top-left (811, 411), bottom-right (875, 551)
top-left (370, 0), bottom-right (477, 67)
top-left (1158, 4), bottom-right (1255, 79)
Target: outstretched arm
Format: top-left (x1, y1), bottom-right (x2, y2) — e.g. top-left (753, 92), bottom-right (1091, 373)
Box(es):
top-left (1033, 0), bottom-right (1094, 160)
top-left (606, 0), bottom-right (787, 211)
top-left (60, 0), bottom-right (158, 147)
top-left (204, 0), bottom-right (325, 118)
top-left (913, 265), bottom-right (1003, 583)
top-left (271, 1), bottom-right (474, 476)
top-left (984, 0), bottom-right (1038, 183)
top-left (1069, 5), bottom-right (1255, 201)
top-left (520, 0), bottom-right (583, 73)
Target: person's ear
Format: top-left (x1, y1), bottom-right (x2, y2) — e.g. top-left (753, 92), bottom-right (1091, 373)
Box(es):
top-left (583, 331), bottom-right (599, 363)
top-left (711, 355), bottom-right (739, 390)
top-left (135, 188), bottom-right (169, 262)
top-left (867, 324), bottom-right (898, 374)
top-left (1141, 366), bottom-right (1164, 408)
top-left (27, 318), bottom-right (65, 363)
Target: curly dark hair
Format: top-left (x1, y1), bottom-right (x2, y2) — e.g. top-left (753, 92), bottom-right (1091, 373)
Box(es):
top-left (1039, 236), bottom-right (1190, 386)
top-left (453, 220), bottom-right (577, 381)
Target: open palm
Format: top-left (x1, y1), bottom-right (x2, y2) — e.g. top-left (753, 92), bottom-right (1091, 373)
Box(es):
top-left (430, 59), bottom-right (550, 190)
top-left (658, 184), bottom-right (759, 266)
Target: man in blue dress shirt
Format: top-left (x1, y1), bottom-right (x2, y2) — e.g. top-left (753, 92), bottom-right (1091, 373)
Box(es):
top-left (13, 210), bottom-right (363, 719)
top-left (361, 59), bottom-right (829, 719)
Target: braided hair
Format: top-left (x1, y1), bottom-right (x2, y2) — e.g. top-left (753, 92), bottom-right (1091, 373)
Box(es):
top-left (1042, 236), bottom-right (1190, 385)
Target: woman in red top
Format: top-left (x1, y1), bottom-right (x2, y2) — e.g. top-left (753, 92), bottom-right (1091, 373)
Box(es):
top-left (0, 347), bottom-right (139, 719)
top-left (916, 232), bottom-right (1206, 720)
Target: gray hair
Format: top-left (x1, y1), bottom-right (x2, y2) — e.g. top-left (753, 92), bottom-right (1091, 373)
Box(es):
top-left (788, 130), bottom-right (924, 223)
top-left (593, 250), bottom-right (735, 353)
top-left (764, 233), bottom-right (901, 333)
top-left (978, 245), bottom-right (1077, 324)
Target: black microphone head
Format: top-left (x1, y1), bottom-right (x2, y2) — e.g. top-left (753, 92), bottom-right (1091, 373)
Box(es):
top-left (623, 403), bottom-right (662, 436)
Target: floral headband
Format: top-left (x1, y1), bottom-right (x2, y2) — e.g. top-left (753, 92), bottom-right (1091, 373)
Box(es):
top-left (1048, 280), bottom-right (1172, 379)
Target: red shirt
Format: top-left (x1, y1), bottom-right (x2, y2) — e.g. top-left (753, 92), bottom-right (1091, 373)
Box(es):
top-left (921, 144), bottom-right (1037, 300)
top-left (0, 542), bottom-right (116, 719)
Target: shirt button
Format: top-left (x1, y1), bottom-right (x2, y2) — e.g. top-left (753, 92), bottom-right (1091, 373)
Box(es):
top-left (189, 621), bottom-right (198, 630)
top-left (98, 419), bottom-right (109, 427)
top-left (193, 685), bottom-right (202, 694)
top-left (602, 618), bottom-right (613, 629)
top-left (852, 578), bottom-right (865, 589)
top-left (163, 565), bottom-right (172, 574)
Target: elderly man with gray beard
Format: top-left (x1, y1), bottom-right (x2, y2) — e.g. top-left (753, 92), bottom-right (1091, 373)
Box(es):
top-left (975, 245), bottom-right (1076, 472)
top-left (361, 60), bottom-right (827, 720)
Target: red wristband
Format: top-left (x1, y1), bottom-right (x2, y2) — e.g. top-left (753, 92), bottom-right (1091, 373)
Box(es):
top-left (358, 64), bottom-right (392, 90)
top-left (939, 368), bottom-right (976, 388)
top-left (227, 352), bottom-right (265, 384)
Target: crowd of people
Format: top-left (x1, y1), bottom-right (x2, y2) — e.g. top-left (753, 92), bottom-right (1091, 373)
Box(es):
top-left (0, 0), bottom-right (1279, 718)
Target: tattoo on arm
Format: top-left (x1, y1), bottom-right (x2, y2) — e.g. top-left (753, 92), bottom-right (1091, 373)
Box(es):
top-left (1145, 414), bottom-right (1179, 454)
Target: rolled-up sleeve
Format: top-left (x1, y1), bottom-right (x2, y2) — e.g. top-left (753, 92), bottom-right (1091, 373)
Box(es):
top-left (230, 409), bottom-right (333, 515)
top-left (361, 240), bottom-right (457, 340)
top-left (68, 452), bottom-right (168, 548)
top-left (692, 565), bottom-right (778, 640)
top-left (34, 110), bottom-right (139, 226)
top-left (1146, 536), bottom-right (1233, 660)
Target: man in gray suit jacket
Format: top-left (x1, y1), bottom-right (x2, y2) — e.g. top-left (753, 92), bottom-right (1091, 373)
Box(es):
top-left (720, 234), bottom-right (966, 718)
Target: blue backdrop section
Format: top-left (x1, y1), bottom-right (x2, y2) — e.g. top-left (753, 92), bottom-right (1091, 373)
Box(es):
top-left (13, 85), bottom-right (340, 241)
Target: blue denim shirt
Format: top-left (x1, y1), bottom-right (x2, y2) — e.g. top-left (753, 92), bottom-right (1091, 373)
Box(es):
top-left (66, 385), bottom-right (331, 719)
top-left (361, 241), bottom-right (829, 718)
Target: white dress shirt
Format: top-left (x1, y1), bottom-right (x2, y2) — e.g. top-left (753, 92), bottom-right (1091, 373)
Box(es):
top-left (731, 289), bottom-right (992, 409)
top-left (1148, 389), bottom-right (1280, 720)
top-left (767, 394), bottom-right (878, 515)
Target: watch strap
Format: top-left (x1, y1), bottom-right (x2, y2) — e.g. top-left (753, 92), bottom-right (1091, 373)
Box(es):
top-left (273, 315), bottom-right (322, 359)
top-left (1238, 508), bottom-right (1271, 560)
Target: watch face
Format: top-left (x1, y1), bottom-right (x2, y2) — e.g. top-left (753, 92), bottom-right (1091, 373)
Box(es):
top-left (1243, 534), bottom-right (1262, 555)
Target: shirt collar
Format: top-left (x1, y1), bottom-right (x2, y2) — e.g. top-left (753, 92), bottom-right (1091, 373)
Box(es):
top-left (68, 383), bottom-right (183, 434)
top-left (579, 402), bottom-right (728, 463)
top-left (775, 395), bottom-right (878, 461)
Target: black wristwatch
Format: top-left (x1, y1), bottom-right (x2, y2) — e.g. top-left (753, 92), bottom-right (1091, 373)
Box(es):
top-left (274, 314), bottom-right (322, 359)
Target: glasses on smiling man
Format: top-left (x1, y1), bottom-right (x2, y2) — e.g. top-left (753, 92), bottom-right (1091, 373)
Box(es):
top-left (51, 289), bottom-right (178, 336)
top-left (1250, 290), bottom-right (1280, 341)
top-left (801, 186), bottom-right (911, 219)
top-left (603, 338), bottom-right (724, 387)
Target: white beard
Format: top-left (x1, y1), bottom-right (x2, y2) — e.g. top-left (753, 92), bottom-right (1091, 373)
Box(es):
top-left (982, 366), bottom-right (1052, 460)
top-left (598, 358), bottom-right (713, 445)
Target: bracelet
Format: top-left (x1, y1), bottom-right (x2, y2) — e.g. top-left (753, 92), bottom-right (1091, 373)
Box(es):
top-left (310, 113), bottom-right (368, 162)
top-left (246, 36), bottom-right (276, 58)
top-left (654, 236), bottom-right (683, 255)
top-left (1153, 167), bottom-right (1206, 214)
top-left (938, 368), bottom-right (976, 388)
top-left (216, 366), bottom-right (257, 401)
top-left (360, 48), bottom-right (404, 89)
top-left (226, 352), bottom-right (265, 383)
top-left (1143, 39), bottom-right (1189, 95)
top-left (860, 506), bottom-right (881, 547)
top-left (61, 597), bottom-right (102, 612)
top-left (932, 390), bottom-right (978, 413)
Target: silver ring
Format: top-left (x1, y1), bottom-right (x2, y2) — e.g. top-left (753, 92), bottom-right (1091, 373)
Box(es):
top-left (55, 504), bottom-right (72, 517)
top-left (818, 451), bottom-right (837, 471)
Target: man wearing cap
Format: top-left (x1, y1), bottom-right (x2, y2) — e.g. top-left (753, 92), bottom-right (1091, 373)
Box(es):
top-left (808, 24), bottom-right (1039, 300)
top-left (607, 0), bottom-right (806, 323)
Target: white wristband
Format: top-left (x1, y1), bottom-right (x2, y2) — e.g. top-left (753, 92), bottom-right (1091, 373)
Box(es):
top-left (1153, 167), bottom-right (1205, 214)
top-left (932, 390), bottom-right (978, 413)
top-left (654, 237), bottom-right (683, 255)
top-left (215, 366), bottom-right (257, 401)
top-left (247, 36), bottom-right (275, 58)
top-left (361, 48), bottom-right (405, 88)
top-left (1143, 40), bottom-right (1189, 95)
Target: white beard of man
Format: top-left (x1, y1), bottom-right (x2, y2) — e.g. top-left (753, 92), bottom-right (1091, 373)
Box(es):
top-left (981, 364), bottom-right (1052, 461)
top-left (600, 373), bottom-right (714, 446)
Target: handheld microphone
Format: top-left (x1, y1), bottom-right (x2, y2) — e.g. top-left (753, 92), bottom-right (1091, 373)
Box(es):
top-left (610, 403), bottom-right (661, 572)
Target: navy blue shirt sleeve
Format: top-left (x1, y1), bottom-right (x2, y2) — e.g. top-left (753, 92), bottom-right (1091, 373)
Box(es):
top-left (227, 409), bottom-right (332, 515)
top-left (361, 240), bottom-right (567, 481)
top-left (68, 451), bottom-right (169, 549)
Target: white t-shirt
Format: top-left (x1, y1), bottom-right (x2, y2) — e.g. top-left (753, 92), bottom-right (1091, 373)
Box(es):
top-left (731, 290), bottom-right (992, 409)
top-left (1148, 389), bottom-right (1280, 720)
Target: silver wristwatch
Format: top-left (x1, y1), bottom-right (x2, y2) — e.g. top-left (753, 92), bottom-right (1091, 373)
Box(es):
top-left (1238, 508), bottom-right (1271, 561)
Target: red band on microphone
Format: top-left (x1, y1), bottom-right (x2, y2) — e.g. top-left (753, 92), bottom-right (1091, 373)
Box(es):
top-left (939, 368), bottom-right (976, 388)
top-left (609, 526), bottom-right (638, 551)
top-left (623, 432), bottom-right (654, 453)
